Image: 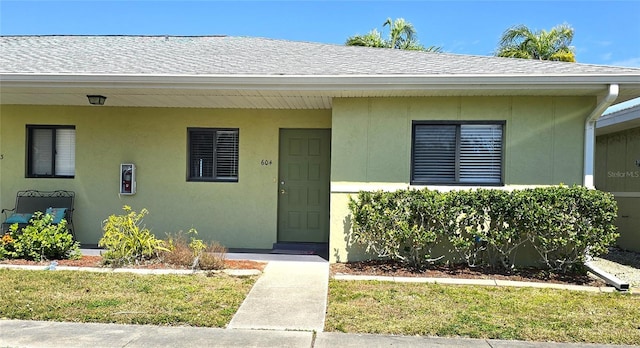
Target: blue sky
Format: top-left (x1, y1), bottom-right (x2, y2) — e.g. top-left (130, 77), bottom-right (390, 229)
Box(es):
top-left (2, 0), bottom-right (639, 109)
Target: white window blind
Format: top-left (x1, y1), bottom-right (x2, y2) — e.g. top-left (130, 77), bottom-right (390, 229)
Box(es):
top-left (29, 127), bottom-right (75, 177)
top-left (55, 129), bottom-right (76, 176)
top-left (31, 129), bottom-right (53, 175)
top-left (459, 124), bottom-right (502, 184)
top-left (412, 122), bottom-right (503, 185)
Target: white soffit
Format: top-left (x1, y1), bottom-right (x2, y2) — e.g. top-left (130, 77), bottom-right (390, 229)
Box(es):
top-left (1, 74), bottom-right (640, 109)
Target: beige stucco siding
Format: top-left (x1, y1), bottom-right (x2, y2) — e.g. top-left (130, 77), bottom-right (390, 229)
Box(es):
top-left (330, 96), bottom-right (593, 262)
top-left (595, 126), bottom-right (640, 252)
top-left (0, 105), bottom-right (331, 248)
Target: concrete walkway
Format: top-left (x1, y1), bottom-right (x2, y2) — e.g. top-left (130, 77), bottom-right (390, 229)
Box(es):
top-left (228, 260), bottom-right (329, 331)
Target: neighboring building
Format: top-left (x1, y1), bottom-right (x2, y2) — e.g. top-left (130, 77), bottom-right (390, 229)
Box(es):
top-left (596, 104), bottom-right (640, 252)
top-left (1, 36), bottom-right (640, 262)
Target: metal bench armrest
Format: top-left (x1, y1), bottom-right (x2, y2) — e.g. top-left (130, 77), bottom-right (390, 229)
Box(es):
top-left (2, 207), bottom-right (17, 220)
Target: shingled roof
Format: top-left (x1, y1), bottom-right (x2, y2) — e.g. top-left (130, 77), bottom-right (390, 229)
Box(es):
top-left (2, 35), bottom-right (640, 76)
top-left (2, 35), bottom-right (639, 109)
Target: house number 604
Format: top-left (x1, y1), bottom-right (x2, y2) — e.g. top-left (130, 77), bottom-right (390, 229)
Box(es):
top-left (261, 160), bottom-right (272, 166)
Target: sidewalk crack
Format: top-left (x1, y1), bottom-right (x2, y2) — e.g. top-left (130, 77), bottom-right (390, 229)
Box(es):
top-left (310, 330), bottom-right (317, 347)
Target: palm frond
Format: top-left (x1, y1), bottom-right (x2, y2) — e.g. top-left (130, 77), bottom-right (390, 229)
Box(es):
top-left (495, 23), bottom-right (576, 62)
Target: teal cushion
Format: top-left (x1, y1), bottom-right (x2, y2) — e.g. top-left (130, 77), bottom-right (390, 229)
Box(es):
top-left (45, 207), bottom-right (67, 224)
top-left (5, 213), bottom-right (33, 224)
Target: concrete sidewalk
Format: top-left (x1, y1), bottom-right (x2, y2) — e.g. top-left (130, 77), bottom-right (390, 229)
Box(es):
top-left (0, 320), bottom-right (636, 348)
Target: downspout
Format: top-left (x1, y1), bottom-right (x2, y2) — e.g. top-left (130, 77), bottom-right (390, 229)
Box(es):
top-left (583, 84), bottom-right (618, 188)
top-left (582, 84), bottom-right (628, 291)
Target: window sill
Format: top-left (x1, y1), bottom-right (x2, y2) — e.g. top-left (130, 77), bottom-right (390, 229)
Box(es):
top-left (187, 179), bottom-right (238, 183)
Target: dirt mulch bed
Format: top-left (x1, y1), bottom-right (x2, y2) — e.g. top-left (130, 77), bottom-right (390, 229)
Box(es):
top-left (331, 260), bottom-right (606, 287)
top-left (0, 255), bottom-right (266, 272)
top-left (2, 256), bottom-right (607, 287)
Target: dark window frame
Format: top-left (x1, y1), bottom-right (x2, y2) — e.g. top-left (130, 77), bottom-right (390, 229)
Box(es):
top-left (411, 120), bottom-right (505, 186)
top-left (26, 125), bottom-right (76, 179)
top-left (187, 127), bottom-right (239, 183)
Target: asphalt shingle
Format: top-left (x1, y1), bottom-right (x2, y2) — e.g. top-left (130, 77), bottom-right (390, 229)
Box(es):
top-left (2, 35), bottom-right (639, 76)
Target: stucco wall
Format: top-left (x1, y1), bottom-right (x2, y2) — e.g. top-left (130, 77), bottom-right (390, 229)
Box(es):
top-left (0, 96), bottom-right (598, 262)
top-left (330, 96), bottom-right (594, 262)
top-left (0, 105), bottom-right (331, 248)
top-left (595, 126), bottom-right (640, 252)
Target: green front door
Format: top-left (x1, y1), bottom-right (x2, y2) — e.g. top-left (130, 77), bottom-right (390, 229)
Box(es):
top-left (278, 129), bottom-right (331, 243)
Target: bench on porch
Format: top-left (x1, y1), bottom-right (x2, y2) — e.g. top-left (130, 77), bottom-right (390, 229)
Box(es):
top-left (1, 190), bottom-right (75, 238)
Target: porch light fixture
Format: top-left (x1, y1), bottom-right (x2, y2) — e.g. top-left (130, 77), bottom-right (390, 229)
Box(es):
top-left (87, 95), bottom-right (107, 106)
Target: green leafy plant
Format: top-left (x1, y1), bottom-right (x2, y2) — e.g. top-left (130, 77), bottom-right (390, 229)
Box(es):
top-left (2, 212), bottom-right (80, 261)
top-left (348, 186), bottom-right (619, 273)
top-left (519, 186), bottom-right (619, 272)
top-left (446, 189), bottom-right (527, 269)
top-left (0, 233), bottom-right (15, 259)
top-left (349, 190), bottom-right (443, 269)
top-left (99, 206), bottom-right (168, 266)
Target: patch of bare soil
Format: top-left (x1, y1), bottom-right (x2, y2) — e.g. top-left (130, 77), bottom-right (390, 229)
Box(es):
top-left (331, 260), bottom-right (606, 287)
top-left (0, 255), bottom-right (266, 271)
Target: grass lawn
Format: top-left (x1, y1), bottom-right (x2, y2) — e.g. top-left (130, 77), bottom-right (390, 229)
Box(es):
top-left (326, 279), bottom-right (640, 345)
top-left (0, 269), bottom-right (256, 327)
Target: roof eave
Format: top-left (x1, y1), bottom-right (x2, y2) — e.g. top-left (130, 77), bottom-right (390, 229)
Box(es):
top-left (2, 73), bottom-right (639, 89)
top-left (2, 73), bottom-right (639, 108)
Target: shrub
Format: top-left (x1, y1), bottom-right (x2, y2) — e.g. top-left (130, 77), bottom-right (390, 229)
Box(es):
top-left (517, 186), bottom-right (619, 273)
top-left (163, 231), bottom-right (194, 267)
top-left (348, 186), bottom-right (619, 273)
top-left (163, 229), bottom-right (227, 270)
top-left (2, 212), bottom-right (80, 261)
top-left (198, 241), bottom-right (227, 270)
top-left (0, 233), bottom-right (15, 259)
top-left (446, 189), bottom-right (526, 269)
top-left (99, 206), bottom-right (168, 266)
top-left (349, 190), bottom-right (443, 269)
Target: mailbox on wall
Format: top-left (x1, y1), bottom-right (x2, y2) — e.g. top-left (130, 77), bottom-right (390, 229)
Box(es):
top-left (120, 163), bottom-right (136, 195)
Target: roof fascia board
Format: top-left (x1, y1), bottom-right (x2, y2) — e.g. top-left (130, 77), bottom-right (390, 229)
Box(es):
top-left (2, 73), bottom-right (639, 90)
top-left (597, 106), bottom-right (640, 129)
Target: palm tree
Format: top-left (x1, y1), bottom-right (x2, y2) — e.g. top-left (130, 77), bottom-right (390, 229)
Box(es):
top-left (345, 29), bottom-right (385, 48)
top-left (384, 18), bottom-right (418, 50)
top-left (495, 24), bottom-right (576, 62)
top-left (346, 17), bottom-right (442, 52)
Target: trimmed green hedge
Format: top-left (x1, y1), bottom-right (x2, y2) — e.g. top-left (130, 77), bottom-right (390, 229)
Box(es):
top-left (348, 186), bottom-right (618, 273)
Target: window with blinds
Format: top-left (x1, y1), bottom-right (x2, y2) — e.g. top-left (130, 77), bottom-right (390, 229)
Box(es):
top-left (411, 122), bottom-right (504, 185)
top-left (188, 128), bottom-right (239, 182)
top-left (27, 126), bottom-right (76, 178)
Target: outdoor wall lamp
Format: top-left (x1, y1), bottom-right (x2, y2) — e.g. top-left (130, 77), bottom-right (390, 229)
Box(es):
top-left (87, 95), bottom-right (107, 106)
